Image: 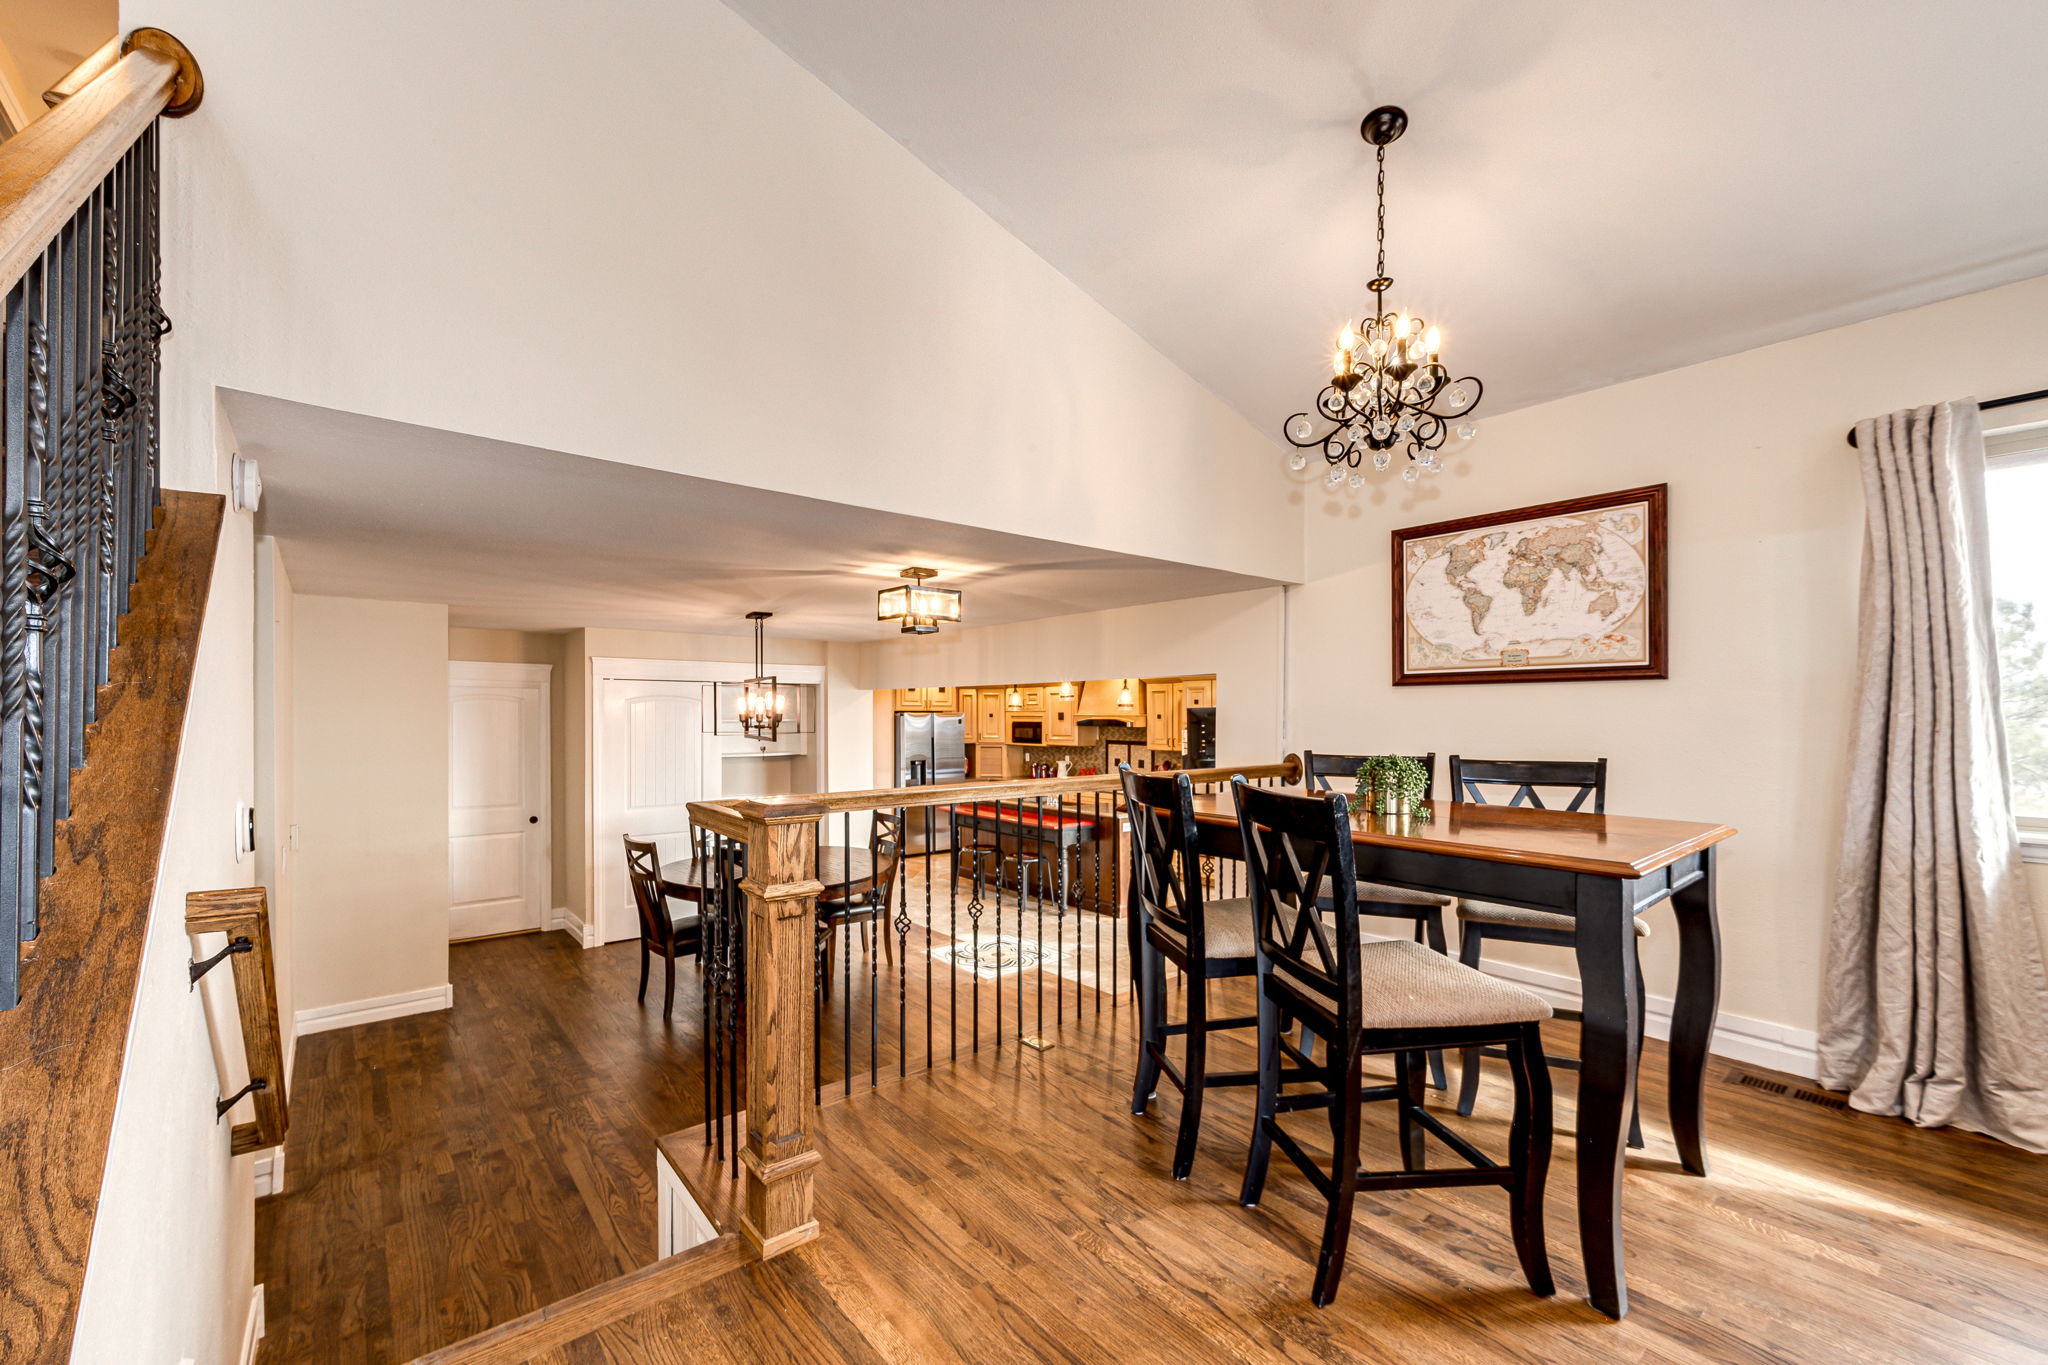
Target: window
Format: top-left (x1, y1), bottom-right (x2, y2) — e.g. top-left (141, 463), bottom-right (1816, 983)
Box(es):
top-left (1986, 421), bottom-right (2048, 853)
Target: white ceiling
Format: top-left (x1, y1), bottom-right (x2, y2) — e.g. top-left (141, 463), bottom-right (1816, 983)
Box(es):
top-left (227, 391), bottom-right (1279, 640)
top-left (717, 0), bottom-right (2048, 428)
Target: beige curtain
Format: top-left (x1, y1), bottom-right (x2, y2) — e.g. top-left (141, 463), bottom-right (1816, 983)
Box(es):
top-left (1823, 400), bottom-right (2048, 1153)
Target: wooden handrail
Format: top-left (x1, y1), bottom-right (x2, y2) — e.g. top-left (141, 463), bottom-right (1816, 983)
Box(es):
top-left (683, 754), bottom-right (1301, 1262)
top-left (0, 26), bottom-right (200, 294)
top-left (42, 37), bottom-right (119, 108)
top-left (186, 887), bottom-right (289, 1155)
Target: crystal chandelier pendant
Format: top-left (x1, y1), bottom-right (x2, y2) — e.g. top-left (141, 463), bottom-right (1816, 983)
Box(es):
top-left (1280, 106), bottom-right (1483, 486)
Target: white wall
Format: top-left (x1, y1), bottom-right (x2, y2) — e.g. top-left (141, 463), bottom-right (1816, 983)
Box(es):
top-left (290, 596), bottom-right (450, 1017)
top-left (70, 418), bottom-right (261, 1357)
top-left (856, 587), bottom-right (1287, 769)
top-left (125, 0), bottom-right (1297, 585)
top-left (1288, 271), bottom-right (2048, 1072)
top-left (254, 537), bottom-right (297, 1080)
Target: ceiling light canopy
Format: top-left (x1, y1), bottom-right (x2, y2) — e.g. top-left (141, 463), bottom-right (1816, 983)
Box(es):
top-left (1283, 106), bottom-right (1482, 489)
top-left (877, 566), bottom-right (962, 635)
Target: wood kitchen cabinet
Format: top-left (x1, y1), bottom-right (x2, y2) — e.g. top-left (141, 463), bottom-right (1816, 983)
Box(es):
top-left (957, 688), bottom-right (980, 739)
top-left (1010, 684), bottom-right (1046, 715)
top-left (1144, 682), bottom-right (1175, 749)
top-left (1045, 693), bottom-right (1079, 745)
top-left (976, 689), bottom-right (1004, 742)
top-left (1180, 678), bottom-right (1214, 712)
top-left (895, 686), bottom-right (960, 713)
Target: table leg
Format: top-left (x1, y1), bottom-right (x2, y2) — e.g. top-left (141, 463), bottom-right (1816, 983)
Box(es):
top-left (1667, 848), bottom-right (1720, 1177)
top-left (1571, 873), bottom-right (1641, 1320)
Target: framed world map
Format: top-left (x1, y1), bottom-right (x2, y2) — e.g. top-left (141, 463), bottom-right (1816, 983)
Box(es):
top-left (1391, 484), bottom-right (1667, 685)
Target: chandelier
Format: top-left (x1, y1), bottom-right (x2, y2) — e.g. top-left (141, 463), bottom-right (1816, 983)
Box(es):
top-left (740, 611), bottom-right (786, 741)
top-left (876, 566), bottom-right (961, 635)
top-left (1283, 106), bottom-right (1482, 488)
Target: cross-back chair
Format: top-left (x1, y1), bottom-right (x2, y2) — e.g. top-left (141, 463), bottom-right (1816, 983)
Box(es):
top-left (1447, 756), bottom-right (1645, 1148)
top-left (1301, 748), bottom-right (1453, 1089)
top-left (1123, 765), bottom-right (1261, 1181)
top-left (1231, 777), bottom-right (1555, 1308)
top-left (625, 835), bottom-right (701, 1020)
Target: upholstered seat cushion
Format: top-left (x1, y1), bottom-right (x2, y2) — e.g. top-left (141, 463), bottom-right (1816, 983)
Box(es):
top-left (1276, 938), bottom-right (1551, 1030)
top-left (1459, 900), bottom-right (1651, 938)
top-left (1354, 879), bottom-right (1457, 910)
top-left (1149, 897), bottom-right (1257, 960)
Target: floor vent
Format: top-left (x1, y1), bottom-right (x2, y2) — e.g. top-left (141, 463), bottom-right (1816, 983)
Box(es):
top-left (1730, 1071), bottom-right (1851, 1111)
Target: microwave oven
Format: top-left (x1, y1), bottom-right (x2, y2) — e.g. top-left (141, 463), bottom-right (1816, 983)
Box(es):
top-left (1009, 720), bottom-right (1043, 745)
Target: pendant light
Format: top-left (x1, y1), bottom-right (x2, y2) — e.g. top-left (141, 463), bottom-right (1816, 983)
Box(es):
top-left (739, 611), bottom-right (785, 741)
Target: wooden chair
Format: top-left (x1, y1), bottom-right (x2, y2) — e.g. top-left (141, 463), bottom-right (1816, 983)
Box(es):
top-left (1302, 749), bottom-right (1453, 1090)
top-left (818, 809), bottom-right (905, 997)
top-left (1448, 757), bottom-right (1646, 1148)
top-left (1232, 778), bottom-right (1554, 1308)
top-left (1124, 765), bottom-right (1261, 1181)
top-left (624, 836), bottom-right (700, 1020)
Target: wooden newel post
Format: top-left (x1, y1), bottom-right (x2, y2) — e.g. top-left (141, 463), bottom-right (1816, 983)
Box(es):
top-left (732, 798), bottom-right (826, 1258)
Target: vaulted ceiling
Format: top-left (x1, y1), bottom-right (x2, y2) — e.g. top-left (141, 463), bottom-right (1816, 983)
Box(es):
top-left (718, 0), bottom-right (2048, 431)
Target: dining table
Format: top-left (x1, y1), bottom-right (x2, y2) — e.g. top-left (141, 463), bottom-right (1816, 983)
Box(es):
top-left (1186, 787), bottom-right (1735, 1319)
top-left (661, 846), bottom-right (879, 906)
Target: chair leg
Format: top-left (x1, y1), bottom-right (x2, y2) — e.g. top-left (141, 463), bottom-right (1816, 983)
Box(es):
top-left (1457, 924), bottom-right (1487, 1117)
top-left (661, 946), bottom-right (677, 1020)
top-left (1241, 985), bottom-right (1281, 1208)
top-left (1505, 1022), bottom-right (1557, 1297)
top-left (1397, 1050), bottom-right (1427, 1172)
top-left (1130, 940), bottom-right (1165, 1115)
top-left (1421, 909), bottom-right (1450, 1091)
top-left (637, 939), bottom-right (650, 1004)
top-left (1172, 974), bottom-right (1209, 1180)
top-left (1628, 941), bottom-right (1646, 1150)
top-left (1311, 1044), bottom-right (1364, 1308)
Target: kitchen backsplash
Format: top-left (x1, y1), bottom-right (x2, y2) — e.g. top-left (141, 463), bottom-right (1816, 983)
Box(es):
top-left (1018, 726), bottom-right (1149, 774)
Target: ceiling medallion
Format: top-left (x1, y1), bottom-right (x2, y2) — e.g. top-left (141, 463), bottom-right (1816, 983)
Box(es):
top-left (1283, 105), bottom-right (1482, 489)
top-left (876, 566), bottom-right (962, 635)
top-left (740, 611), bottom-right (786, 741)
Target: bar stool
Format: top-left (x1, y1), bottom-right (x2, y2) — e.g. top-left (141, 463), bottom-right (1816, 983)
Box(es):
top-left (1448, 757), bottom-right (1646, 1148)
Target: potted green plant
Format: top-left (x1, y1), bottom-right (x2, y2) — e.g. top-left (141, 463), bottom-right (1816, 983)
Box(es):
top-left (1354, 754), bottom-right (1430, 819)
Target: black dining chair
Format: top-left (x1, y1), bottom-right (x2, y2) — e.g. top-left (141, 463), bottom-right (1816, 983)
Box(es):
top-left (1232, 777), bottom-right (1555, 1308)
top-left (818, 809), bottom-right (905, 998)
top-left (1302, 748), bottom-right (1454, 1090)
top-left (1448, 756), bottom-right (1646, 1148)
top-left (1123, 765), bottom-right (1261, 1181)
top-left (625, 836), bottom-right (700, 1020)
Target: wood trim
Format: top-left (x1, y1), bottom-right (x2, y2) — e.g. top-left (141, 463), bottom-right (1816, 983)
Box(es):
top-left (42, 37), bottom-right (119, 108)
top-left (185, 887), bottom-right (289, 1155)
top-left (0, 40), bottom-right (178, 294)
top-left (1390, 484), bottom-right (1668, 687)
top-left (402, 1235), bottom-right (751, 1365)
top-left (775, 757), bottom-right (1301, 815)
top-left (0, 490), bottom-right (225, 1363)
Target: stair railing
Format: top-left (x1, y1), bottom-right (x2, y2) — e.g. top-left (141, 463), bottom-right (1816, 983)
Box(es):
top-left (0, 28), bottom-right (201, 1010)
top-left (687, 755), bottom-right (1301, 1260)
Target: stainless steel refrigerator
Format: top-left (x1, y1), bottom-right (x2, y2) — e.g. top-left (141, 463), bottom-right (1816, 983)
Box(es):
top-left (894, 712), bottom-right (967, 852)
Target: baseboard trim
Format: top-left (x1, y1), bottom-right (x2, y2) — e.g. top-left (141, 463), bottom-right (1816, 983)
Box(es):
top-left (251, 1147), bottom-right (285, 1198)
top-left (1477, 957), bottom-right (1820, 1079)
top-left (238, 1283), bottom-right (265, 1365)
top-left (294, 983), bottom-right (454, 1036)
top-left (550, 904), bottom-right (600, 949)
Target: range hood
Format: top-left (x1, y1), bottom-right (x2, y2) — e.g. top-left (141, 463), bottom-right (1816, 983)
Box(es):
top-left (1076, 678), bottom-right (1142, 724)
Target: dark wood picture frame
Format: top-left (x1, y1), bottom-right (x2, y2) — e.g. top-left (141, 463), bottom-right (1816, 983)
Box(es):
top-left (1391, 483), bottom-right (1668, 686)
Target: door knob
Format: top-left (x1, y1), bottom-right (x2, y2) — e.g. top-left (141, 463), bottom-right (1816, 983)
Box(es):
top-left (529, 816), bottom-right (539, 824)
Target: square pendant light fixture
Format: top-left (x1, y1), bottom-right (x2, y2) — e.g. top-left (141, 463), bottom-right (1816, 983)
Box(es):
top-left (740, 611), bottom-right (785, 741)
top-left (877, 566), bottom-right (962, 635)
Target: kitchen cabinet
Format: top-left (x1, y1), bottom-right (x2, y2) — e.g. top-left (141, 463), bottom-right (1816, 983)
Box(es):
top-left (957, 688), bottom-right (979, 739)
top-left (973, 743), bottom-right (1011, 778)
top-left (896, 686), bottom-right (960, 713)
top-left (1006, 684), bottom-right (1046, 716)
top-left (976, 689), bottom-right (1004, 742)
top-left (1144, 683), bottom-right (1175, 749)
top-left (1045, 693), bottom-right (1079, 745)
top-left (1180, 678), bottom-right (1214, 712)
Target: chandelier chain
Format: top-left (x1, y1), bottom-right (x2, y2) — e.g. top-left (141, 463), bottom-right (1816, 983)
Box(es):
top-left (1374, 142), bottom-right (1387, 285)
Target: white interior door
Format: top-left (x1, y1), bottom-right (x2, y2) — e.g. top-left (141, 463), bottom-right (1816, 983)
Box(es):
top-left (597, 678), bottom-right (721, 944)
top-left (449, 664), bottom-right (551, 941)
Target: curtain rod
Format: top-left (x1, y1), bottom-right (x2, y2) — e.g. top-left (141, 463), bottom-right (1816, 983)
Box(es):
top-left (1845, 388), bottom-right (2048, 447)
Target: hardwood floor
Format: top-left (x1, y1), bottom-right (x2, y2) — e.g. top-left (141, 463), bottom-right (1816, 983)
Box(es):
top-left (259, 927), bottom-right (2048, 1364)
